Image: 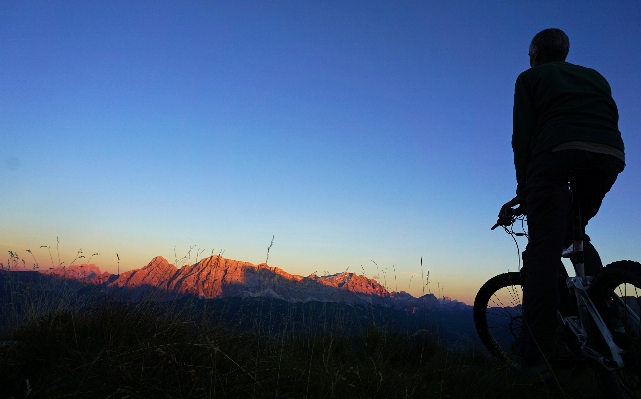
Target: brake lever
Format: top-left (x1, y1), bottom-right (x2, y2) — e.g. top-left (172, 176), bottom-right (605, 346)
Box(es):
top-left (491, 206), bottom-right (522, 230)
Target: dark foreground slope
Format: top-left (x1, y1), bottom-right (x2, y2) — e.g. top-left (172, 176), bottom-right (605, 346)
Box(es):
top-left (0, 299), bottom-right (611, 399)
top-left (0, 268), bottom-right (614, 398)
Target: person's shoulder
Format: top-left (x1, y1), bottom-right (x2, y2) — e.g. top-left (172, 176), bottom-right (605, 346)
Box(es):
top-left (519, 62), bottom-right (608, 83)
top-left (555, 61), bottom-right (599, 73)
top-left (561, 62), bottom-right (611, 88)
top-left (515, 62), bottom-right (558, 80)
top-left (515, 67), bottom-right (536, 85)
top-left (550, 62), bottom-right (608, 79)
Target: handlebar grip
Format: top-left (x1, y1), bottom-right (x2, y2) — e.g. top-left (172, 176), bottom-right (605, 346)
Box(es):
top-left (491, 204), bottom-right (526, 230)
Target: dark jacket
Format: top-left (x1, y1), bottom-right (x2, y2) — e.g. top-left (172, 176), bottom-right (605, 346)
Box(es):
top-left (512, 61), bottom-right (624, 197)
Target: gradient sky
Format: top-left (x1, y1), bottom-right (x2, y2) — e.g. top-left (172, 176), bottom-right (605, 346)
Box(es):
top-left (1, 1), bottom-right (640, 304)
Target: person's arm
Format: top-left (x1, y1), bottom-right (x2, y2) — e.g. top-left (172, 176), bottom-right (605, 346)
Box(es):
top-left (512, 73), bottom-right (536, 198)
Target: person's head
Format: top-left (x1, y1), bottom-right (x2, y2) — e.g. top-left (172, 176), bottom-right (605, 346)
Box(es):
top-left (528, 28), bottom-right (570, 67)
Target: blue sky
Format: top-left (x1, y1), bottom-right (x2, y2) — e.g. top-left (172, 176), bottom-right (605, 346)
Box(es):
top-left (1, 1), bottom-right (640, 303)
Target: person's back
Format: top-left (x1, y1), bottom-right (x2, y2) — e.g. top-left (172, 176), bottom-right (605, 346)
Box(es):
top-left (511, 60), bottom-right (624, 199)
top-left (516, 61), bottom-right (622, 150)
top-left (499, 28), bottom-right (626, 367)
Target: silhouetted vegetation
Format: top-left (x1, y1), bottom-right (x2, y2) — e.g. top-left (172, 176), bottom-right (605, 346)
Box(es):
top-left (0, 269), bottom-right (610, 398)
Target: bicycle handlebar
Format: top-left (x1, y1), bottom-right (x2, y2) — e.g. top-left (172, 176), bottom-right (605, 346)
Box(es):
top-left (491, 205), bottom-right (525, 230)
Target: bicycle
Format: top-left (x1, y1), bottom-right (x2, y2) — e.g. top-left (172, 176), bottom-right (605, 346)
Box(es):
top-left (473, 172), bottom-right (641, 397)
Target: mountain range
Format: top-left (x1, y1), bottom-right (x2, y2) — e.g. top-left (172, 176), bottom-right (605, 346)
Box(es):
top-left (6, 255), bottom-right (469, 311)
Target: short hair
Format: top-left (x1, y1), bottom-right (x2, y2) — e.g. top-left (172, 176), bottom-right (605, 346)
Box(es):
top-left (530, 28), bottom-right (570, 62)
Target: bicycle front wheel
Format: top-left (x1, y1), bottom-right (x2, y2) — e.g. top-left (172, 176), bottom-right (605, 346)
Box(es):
top-left (473, 272), bottom-right (523, 361)
top-left (590, 260), bottom-right (641, 396)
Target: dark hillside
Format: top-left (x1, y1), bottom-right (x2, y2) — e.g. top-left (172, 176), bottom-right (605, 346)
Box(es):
top-left (0, 269), bottom-right (614, 398)
top-left (0, 301), bottom-right (609, 398)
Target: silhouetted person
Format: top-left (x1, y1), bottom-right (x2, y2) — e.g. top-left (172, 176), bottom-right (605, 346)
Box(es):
top-left (498, 28), bottom-right (625, 366)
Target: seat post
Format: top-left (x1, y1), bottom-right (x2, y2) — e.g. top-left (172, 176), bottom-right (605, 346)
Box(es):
top-left (571, 186), bottom-right (586, 285)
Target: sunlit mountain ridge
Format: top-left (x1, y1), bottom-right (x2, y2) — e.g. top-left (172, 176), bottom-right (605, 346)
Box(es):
top-left (5, 255), bottom-right (469, 310)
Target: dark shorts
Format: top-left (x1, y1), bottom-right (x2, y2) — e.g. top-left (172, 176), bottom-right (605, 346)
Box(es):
top-left (520, 149), bottom-right (624, 362)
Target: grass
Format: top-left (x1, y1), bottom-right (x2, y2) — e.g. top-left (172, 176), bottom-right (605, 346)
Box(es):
top-left (0, 253), bottom-right (615, 398)
top-left (0, 300), bottom-right (609, 398)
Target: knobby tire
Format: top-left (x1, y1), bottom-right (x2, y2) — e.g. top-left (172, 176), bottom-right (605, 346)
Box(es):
top-left (473, 272), bottom-right (523, 361)
top-left (589, 260), bottom-right (641, 398)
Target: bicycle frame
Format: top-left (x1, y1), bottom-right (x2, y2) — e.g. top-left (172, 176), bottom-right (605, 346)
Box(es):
top-left (563, 273), bottom-right (624, 370)
top-left (560, 186), bottom-right (624, 371)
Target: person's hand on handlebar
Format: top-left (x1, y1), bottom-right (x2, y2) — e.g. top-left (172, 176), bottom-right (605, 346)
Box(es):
top-left (499, 195), bottom-right (524, 220)
top-left (491, 195), bottom-right (525, 230)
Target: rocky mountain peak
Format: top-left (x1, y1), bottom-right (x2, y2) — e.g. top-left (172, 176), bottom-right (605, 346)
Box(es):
top-left (29, 255), bottom-right (468, 310)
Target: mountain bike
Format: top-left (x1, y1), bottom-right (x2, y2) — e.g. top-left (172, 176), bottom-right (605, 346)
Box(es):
top-left (473, 174), bottom-right (641, 398)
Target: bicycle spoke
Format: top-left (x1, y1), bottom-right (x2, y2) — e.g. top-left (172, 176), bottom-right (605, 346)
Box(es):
top-left (485, 284), bottom-right (523, 356)
top-left (474, 272), bottom-right (525, 360)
